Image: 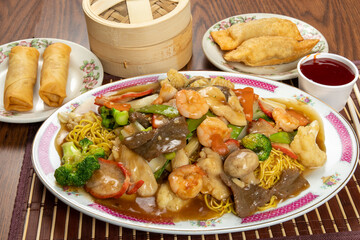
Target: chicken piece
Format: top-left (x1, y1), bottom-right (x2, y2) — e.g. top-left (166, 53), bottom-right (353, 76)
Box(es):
top-left (156, 182), bottom-right (190, 212)
top-left (210, 76), bottom-right (235, 89)
top-left (290, 120), bottom-right (326, 167)
top-left (198, 86), bottom-right (247, 126)
top-left (171, 149), bottom-right (190, 169)
top-left (197, 148), bottom-right (231, 201)
top-left (113, 144), bottom-right (158, 197)
top-left (166, 68), bottom-right (189, 89)
top-left (189, 77), bottom-right (210, 88)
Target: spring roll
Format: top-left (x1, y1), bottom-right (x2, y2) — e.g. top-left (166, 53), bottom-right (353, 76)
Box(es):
top-left (39, 42), bottom-right (71, 107)
top-left (4, 46), bottom-right (40, 111)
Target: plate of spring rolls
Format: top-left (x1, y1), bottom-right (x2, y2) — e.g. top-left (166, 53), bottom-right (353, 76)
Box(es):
top-left (202, 13), bottom-right (329, 80)
top-left (0, 38), bottom-right (104, 123)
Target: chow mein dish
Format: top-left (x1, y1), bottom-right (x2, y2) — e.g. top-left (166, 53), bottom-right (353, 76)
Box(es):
top-left (55, 69), bottom-right (326, 222)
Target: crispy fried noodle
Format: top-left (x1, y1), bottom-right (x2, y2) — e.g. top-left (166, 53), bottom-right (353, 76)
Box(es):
top-left (255, 148), bottom-right (305, 190)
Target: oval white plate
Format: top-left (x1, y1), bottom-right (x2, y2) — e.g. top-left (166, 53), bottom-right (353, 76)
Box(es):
top-left (0, 38), bottom-right (103, 123)
top-left (32, 71), bottom-right (358, 235)
top-left (202, 13), bottom-right (329, 80)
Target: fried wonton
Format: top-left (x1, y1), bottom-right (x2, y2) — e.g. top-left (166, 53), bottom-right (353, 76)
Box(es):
top-left (210, 26), bottom-right (242, 51)
top-left (224, 36), bottom-right (319, 67)
top-left (211, 17), bottom-right (303, 51)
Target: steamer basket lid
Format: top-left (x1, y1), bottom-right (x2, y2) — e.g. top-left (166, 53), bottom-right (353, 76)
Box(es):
top-left (89, 0), bottom-right (179, 24)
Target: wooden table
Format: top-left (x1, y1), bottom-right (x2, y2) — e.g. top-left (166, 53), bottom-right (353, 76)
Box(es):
top-left (1, 0), bottom-right (360, 239)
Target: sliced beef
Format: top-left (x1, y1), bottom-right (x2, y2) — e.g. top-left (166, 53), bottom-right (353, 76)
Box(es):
top-left (121, 130), bottom-right (155, 149)
top-left (129, 112), bottom-right (152, 128)
top-left (272, 169), bottom-right (309, 199)
top-left (122, 116), bottom-right (189, 161)
top-left (220, 173), bottom-right (272, 218)
top-left (220, 168), bottom-right (309, 218)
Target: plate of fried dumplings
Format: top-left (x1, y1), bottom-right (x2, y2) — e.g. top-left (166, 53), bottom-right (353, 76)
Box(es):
top-left (202, 13), bottom-right (329, 80)
top-left (0, 38), bottom-right (103, 123)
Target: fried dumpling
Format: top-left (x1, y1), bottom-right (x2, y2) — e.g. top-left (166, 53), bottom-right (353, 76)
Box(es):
top-left (229, 18), bottom-right (303, 43)
top-left (211, 17), bottom-right (303, 51)
top-left (210, 26), bottom-right (243, 51)
top-left (224, 36), bottom-right (319, 67)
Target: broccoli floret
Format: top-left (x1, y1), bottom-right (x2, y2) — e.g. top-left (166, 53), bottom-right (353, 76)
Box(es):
top-left (100, 106), bottom-right (117, 129)
top-left (100, 106), bottom-right (129, 129)
top-left (79, 137), bottom-right (93, 154)
top-left (54, 155), bottom-right (100, 186)
top-left (112, 108), bottom-right (129, 125)
top-left (88, 147), bottom-right (106, 158)
top-left (56, 138), bottom-right (105, 187)
top-left (61, 141), bottom-right (82, 165)
top-left (241, 133), bottom-right (272, 161)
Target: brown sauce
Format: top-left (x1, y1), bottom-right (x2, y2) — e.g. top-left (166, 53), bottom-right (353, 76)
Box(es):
top-left (55, 123), bottom-right (70, 157)
top-left (95, 195), bottom-right (222, 223)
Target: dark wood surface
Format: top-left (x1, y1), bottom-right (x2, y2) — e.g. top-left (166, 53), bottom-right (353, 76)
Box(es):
top-left (1, 0), bottom-right (360, 239)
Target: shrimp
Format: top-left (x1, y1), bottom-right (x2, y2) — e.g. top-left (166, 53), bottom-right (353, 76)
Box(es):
top-left (175, 89), bottom-right (209, 119)
top-left (152, 80), bottom-right (177, 105)
top-left (197, 117), bottom-right (232, 148)
top-left (272, 107), bottom-right (299, 132)
top-left (168, 164), bottom-right (205, 199)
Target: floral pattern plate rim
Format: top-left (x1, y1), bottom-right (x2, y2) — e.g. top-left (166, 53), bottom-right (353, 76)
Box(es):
top-left (0, 38), bottom-right (103, 123)
top-left (32, 71), bottom-right (358, 235)
top-left (202, 13), bottom-right (329, 81)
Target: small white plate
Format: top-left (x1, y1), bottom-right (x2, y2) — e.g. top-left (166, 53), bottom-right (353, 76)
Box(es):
top-left (32, 71), bottom-right (358, 235)
top-left (0, 38), bottom-right (103, 123)
top-left (202, 13), bottom-right (329, 80)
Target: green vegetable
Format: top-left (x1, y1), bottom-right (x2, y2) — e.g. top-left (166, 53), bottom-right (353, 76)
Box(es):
top-left (100, 106), bottom-right (129, 129)
top-left (228, 124), bottom-right (244, 139)
top-left (154, 159), bottom-right (170, 179)
top-left (138, 104), bottom-right (179, 118)
top-left (55, 138), bottom-right (105, 186)
top-left (112, 108), bottom-right (129, 125)
top-left (79, 137), bottom-right (93, 154)
top-left (88, 147), bottom-right (106, 159)
top-left (164, 152), bottom-right (176, 160)
top-left (269, 132), bottom-right (291, 144)
top-left (252, 109), bottom-right (272, 122)
top-left (241, 133), bottom-right (272, 161)
top-left (154, 152), bottom-right (176, 179)
top-left (61, 141), bottom-right (82, 164)
top-left (186, 111), bottom-right (215, 138)
top-left (54, 155), bottom-right (100, 187)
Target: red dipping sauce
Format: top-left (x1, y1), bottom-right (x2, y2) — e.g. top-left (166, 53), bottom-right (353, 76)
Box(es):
top-left (300, 57), bottom-right (355, 86)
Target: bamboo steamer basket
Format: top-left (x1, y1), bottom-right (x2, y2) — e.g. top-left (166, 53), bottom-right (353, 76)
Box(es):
top-left (82, 0), bottom-right (192, 78)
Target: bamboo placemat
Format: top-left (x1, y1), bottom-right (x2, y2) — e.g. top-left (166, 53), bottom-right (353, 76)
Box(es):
top-left (8, 77), bottom-right (360, 240)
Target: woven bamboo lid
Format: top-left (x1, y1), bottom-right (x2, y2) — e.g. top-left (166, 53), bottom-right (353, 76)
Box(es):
top-left (83, 0), bottom-right (191, 47)
top-left (90, 0), bottom-right (179, 24)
